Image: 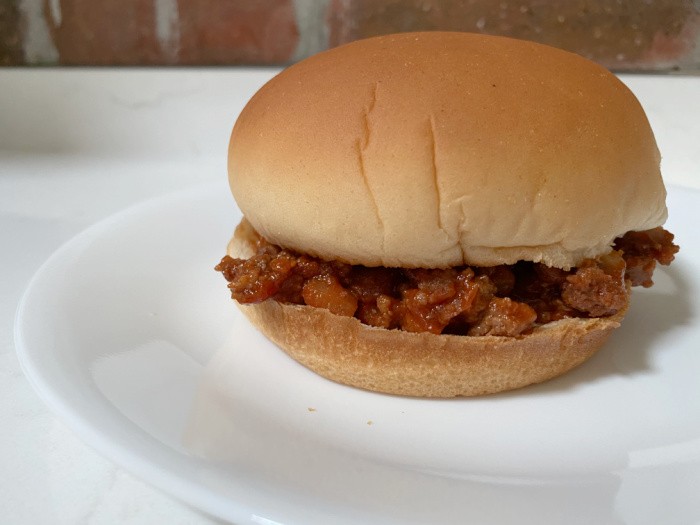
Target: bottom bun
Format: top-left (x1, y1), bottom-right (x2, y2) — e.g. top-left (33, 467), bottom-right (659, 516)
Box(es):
top-left (228, 221), bottom-right (627, 397)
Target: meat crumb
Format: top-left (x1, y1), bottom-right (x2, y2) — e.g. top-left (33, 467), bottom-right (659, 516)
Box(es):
top-left (216, 225), bottom-right (679, 337)
top-left (468, 298), bottom-right (537, 336)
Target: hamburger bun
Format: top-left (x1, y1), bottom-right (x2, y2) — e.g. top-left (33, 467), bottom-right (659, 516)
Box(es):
top-left (229, 31), bottom-right (667, 270)
top-left (228, 220), bottom-right (627, 397)
top-left (222, 32), bottom-right (668, 397)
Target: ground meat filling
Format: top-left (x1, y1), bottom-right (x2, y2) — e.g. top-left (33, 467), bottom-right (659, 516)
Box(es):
top-left (216, 226), bottom-right (679, 337)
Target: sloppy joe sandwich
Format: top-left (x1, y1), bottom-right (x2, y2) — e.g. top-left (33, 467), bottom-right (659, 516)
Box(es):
top-left (216, 32), bottom-right (678, 397)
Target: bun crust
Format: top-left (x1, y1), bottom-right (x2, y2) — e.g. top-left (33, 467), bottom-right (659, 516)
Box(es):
top-left (240, 302), bottom-right (622, 397)
top-left (229, 31), bottom-right (667, 270)
top-left (229, 223), bottom-right (626, 397)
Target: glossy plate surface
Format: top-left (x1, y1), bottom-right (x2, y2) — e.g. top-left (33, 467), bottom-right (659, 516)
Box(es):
top-left (16, 184), bottom-right (700, 524)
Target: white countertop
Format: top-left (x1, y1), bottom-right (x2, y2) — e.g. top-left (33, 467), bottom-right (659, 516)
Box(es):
top-left (2, 69), bottom-right (699, 524)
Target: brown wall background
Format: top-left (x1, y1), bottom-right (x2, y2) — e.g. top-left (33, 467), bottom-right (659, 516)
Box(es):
top-left (2, 0), bottom-right (700, 72)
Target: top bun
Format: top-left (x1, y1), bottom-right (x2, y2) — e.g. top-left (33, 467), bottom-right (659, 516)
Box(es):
top-left (229, 32), bottom-right (667, 269)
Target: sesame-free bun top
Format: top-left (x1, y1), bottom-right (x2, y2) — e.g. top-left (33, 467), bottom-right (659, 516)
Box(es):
top-left (229, 31), bottom-right (668, 269)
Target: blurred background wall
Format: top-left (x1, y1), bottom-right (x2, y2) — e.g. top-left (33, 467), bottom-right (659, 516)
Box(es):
top-left (1, 0), bottom-right (699, 72)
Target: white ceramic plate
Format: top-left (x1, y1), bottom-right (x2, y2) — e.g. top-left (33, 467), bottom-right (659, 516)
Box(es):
top-left (16, 183), bottom-right (700, 525)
